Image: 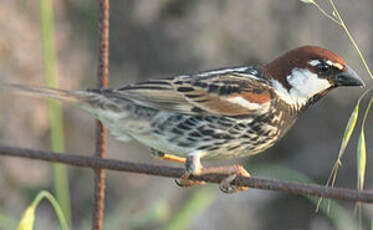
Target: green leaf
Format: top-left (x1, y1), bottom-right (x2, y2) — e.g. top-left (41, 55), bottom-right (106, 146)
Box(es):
top-left (40, 0), bottom-right (71, 224)
top-left (356, 130), bottom-right (366, 192)
top-left (17, 206), bottom-right (36, 230)
top-left (317, 100), bottom-right (361, 211)
top-left (17, 191), bottom-right (69, 230)
top-left (338, 102), bottom-right (360, 159)
top-left (357, 96), bottom-right (373, 192)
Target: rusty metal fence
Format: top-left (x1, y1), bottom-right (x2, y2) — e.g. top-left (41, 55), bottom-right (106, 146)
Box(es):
top-left (0, 1), bottom-right (372, 230)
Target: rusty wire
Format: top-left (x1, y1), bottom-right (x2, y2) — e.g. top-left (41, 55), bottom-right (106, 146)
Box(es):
top-left (0, 146), bottom-right (372, 204)
top-left (93, 0), bottom-right (109, 229)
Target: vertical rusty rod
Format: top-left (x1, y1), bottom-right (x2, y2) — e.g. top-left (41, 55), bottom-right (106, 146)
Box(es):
top-left (93, 0), bottom-right (109, 229)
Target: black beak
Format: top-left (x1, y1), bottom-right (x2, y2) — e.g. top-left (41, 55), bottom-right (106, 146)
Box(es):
top-left (335, 65), bottom-right (365, 87)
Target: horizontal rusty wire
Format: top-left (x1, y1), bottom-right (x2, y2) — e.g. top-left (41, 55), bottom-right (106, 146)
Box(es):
top-left (0, 145), bottom-right (372, 203)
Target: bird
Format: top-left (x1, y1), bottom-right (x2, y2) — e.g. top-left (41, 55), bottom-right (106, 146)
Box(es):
top-left (0, 45), bottom-right (365, 193)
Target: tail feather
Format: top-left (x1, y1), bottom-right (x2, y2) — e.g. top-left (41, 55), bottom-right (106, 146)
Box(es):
top-left (0, 82), bottom-right (133, 117)
top-left (0, 82), bottom-right (87, 103)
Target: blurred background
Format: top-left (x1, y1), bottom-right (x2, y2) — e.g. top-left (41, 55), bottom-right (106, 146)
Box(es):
top-left (0, 0), bottom-right (372, 229)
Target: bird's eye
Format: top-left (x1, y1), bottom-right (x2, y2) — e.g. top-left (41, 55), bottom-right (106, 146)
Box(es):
top-left (317, 63), bottom-right (330, 73)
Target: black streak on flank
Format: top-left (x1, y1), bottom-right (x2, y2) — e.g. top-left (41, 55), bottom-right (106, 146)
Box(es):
top-left (184, 118), bottom-right (197, 126)
top-left (172, 128), bottom-right (184, 135)
top-left (219, 85), bottom-right (240, 95)
top-left (118, 86), bottom-right (170, 91)
top-left (136, 81), bottom-right (171, 85)
top-left (194, 99), bottom-right (209, 103)
top-left (191, 107), bottom-right (205, 113)
top-left (208, 84), bottom-right (219, 93)
top-left (178, 142), bottom-right (194, 147)
top-left (174, 81), bottom-right (183, 85)
top-left (197, 145), bottom-right (210, 150)
top-left (193, 81), bottom-right (208, 88)
top-left (177, 123), bottom-right (190, 130)
top-left (207, 146), bottom-right (220, 151)
top-left (199, 128), bottom-right (214, 136)
top-left (177, 87), bottom-right (194, 92)
top-left (227, 145), bottom-right (241, 151)
top-left (185, 94), bottom-right (204, 98)
top-left (189, 131), bottom-right (202, 137)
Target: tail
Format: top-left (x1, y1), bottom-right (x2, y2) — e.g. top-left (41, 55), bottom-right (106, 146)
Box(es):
top-left (0, 82), bottom-right (88, 103)
top-left (0, 82), bottom-right (133, 118)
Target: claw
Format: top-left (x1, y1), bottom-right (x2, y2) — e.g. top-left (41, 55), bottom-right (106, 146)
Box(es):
top-left (220, 165), bottom-right (250, 194)
top-left (175, 172), bottom-right (205, 187)
top-left (219, 174), bottom-right (248, 193)
top-left (202, 164), bottom-right (251, 194)
top-left (175, 153), bottom-right (206, 187)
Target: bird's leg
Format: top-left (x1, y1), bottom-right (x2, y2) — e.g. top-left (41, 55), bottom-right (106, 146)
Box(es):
top-left (152, 149), bottom-right (249, 192)
top-left (174, 152), bottom-right (250, 192)
top-left (199, 165), bottom-right (250, 193)
top-left (151, 148), bottom-right (204, 186)
top-left (175, 153), bottom-right (206, 187)
top-left (150, 148), bottom-right (186, 164)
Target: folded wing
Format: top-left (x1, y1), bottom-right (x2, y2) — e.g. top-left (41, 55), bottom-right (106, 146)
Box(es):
top-left (113, 68), bottom-right (273, 117)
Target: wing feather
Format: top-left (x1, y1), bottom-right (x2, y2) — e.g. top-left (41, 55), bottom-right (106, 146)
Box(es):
top-left (113, 67), bottom-right (273, 116)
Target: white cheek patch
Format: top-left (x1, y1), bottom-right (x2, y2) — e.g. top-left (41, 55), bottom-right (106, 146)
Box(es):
top-left (287, 68), bottom-right (331, 99)
top-left (271, 68), bottom-right (332, 107)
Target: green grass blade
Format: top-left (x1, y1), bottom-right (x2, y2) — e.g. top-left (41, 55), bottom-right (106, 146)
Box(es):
top-left (357, 96), bottom-right (373, 192)
top-left (161, 188), bottom-right (216, 230)
top-left (355, 129), bottom-right (366, 229)
top-left (299, 0), bottom-right (341, 24)
top-left (17, 206), bottom-right (35, 230)
top-left (316, 95), bottom-right (363, 211)
top-left (356, 130), bottom-right (366, 192)
top-left (338, 102), bottom-right (360, 160)
top-left (301, 0), bottom-right (373, 79)
top-left (39, 0), bottom-right (71, 225)
top-left (300, 0), bottom-right (373, 207)
top-left (327, 101), bottom-right (360, 185)
top-left (40, 191), bottom-right (69, 230)
top-left (17, 190), bottom-right (69, 230)
top-left (355, 96), bottom-right (373, 228)
top-left (301, 0), bottom-right (372, 225)
top-left (328, 0), bottom-right (373, 80)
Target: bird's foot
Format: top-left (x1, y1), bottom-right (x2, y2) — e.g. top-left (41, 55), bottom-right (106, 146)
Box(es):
top-left (175, 154), bottom-right (206, 187)
top-left (218, 165), bottom-right (250, 193)
top-left (175, 172), bottom-right (206, 187)
top-left (199, 164), bottom-right (250, 193)
top-left (150, 149), bottom-right (204, 187)
top-left (152, 150), bottom-right (250, 193)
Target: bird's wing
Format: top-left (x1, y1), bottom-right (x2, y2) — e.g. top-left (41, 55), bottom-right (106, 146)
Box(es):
top-left (113, 67), bottom-right (273, 117)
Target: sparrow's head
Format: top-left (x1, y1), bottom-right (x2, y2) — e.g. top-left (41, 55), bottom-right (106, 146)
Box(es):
top-left (263, 45), bottom-right (365, 106)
